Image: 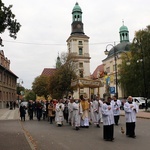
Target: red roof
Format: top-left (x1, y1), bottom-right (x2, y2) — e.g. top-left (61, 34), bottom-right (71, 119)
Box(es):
top-left (41, 68), bottom-right (56, 76)
top-left (92, 64), bottom-right (104, 79)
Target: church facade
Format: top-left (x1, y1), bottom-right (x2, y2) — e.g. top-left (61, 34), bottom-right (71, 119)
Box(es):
top-left (102, 22), bottom-right (131, 99)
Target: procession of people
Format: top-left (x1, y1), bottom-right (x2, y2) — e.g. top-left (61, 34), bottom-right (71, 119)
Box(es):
top-left (19, 95), bottom-right (138, 141)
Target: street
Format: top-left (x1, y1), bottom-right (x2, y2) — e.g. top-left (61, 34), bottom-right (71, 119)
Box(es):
top-left (0, 108), bottom-right (150, 150)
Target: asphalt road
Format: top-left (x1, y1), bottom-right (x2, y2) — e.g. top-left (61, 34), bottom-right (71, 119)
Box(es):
top-left (0, 120), bottom-right (31, 150)
top-left (22, 117), bottom-right (150, 150)
top-left (0, 108), bottom-right (150, 150)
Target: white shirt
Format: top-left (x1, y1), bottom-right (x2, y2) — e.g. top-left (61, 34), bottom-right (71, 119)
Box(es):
top-left (102, 102), bottom-right (114, 125)
top-left (124, 101), bottom-right (138, 122)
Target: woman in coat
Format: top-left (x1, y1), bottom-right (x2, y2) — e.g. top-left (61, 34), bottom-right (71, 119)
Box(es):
top-left (48, 100), bottom-right (55, 124)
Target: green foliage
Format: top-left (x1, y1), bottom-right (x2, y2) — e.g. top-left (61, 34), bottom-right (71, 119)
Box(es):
top-left (25, 90), bottom-right (36, 101)
top-left (119, 25), bottom-right (150, 98)
top-left (17, 86), bottom-right (25, 95)
top-left (32, 76), bottom-right (50, 100)
top-left (0, 0), bottom-right (21, 45)
top-left (49, 54), bottom-right (77, 99)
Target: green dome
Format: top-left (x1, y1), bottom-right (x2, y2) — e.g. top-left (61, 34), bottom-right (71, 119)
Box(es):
top-left (119, 25), bottom-right (128, 32)
top-left (72, 2), bottom-right (82, 13)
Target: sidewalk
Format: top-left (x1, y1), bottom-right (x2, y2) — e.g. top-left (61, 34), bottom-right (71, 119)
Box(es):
top-left (120, 108), bottom-right (150, 119)
top-left (0, 108), bottom-right (20, 120)
top-left (0, 108), bottom-right (32, 150)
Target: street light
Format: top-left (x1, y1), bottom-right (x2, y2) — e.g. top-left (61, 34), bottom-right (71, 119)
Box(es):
top-left (104, 44), bottom-right (118, 98)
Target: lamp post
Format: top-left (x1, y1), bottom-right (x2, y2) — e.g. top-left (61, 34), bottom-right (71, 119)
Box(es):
top-left (104, 44), bottom-right (118, 98)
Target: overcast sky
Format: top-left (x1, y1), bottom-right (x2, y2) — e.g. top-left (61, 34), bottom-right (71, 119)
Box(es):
top-left (1, 0), bottom-right (150, 89)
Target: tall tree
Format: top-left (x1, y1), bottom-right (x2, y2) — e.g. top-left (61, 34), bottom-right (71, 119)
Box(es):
top-left (119, 25), bottom-right (150, 98)
top-left (0, 0), bottom-right (21, 46)
top-left (25, 89), bottom-right (36, 101)
top-left (49, 53), bottom-right (77, 99)
top-left (32, 76), bottom-right (50, 100)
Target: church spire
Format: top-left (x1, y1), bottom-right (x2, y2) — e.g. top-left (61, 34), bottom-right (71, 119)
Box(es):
top-left (119, 21), bottom-right (129, 43)
top-left (71, 2), bottom-right (84, 35)
top-left (56, 52), bottom-right (61, 69)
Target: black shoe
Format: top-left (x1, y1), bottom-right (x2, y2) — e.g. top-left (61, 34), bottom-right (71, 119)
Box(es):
top-left (104, 138), bottom-right (114, 141)
top-left (110, 138), bottom-right (114, 141)
top-left (129, 135), bottom-right (136, 138)
top-left (97, 124), bottom-right (100, 128)
top-left (76, 127), bottom-right (79, 130)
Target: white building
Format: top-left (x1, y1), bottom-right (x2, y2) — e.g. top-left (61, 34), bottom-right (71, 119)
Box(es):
top-left (67, 3), bottom-right (102, 99)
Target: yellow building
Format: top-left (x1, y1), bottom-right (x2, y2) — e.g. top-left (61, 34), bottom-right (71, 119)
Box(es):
top-left (102, 23), bottom-right (131, 98)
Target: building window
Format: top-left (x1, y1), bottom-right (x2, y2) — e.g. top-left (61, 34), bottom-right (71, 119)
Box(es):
top-left (79, 69), bottom-right (84, 78)
top-left (106, 67), bottom-right (110, 73)
top-left (74, 15), bottom-right (77, 21)
top-left (79, 47), bottom-right (83, 55)
top-left (113, 64), bottom-right (116, 72)
top-left (78, 41), bottom-right (82, 45)
top-left (79, 62), bottom-right (83, 68)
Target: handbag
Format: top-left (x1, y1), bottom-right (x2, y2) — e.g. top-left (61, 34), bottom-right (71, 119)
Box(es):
top-left (52, 110), bottom-right (55, 115)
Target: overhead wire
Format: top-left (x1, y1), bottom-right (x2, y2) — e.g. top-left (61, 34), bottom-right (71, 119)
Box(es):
top-left (3, 39), bottom-right (133, 46)
top-left (3, 39), bottom-right (119, 46)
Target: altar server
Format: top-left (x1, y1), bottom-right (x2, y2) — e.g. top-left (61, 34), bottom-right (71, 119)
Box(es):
top-left (124, 96), bottom-right (138, 138)
top-left (102, 97), bottom-right (114, 141)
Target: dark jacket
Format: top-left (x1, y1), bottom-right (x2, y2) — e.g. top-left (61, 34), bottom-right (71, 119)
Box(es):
top-left (19, 105), bottom-right (26, 117)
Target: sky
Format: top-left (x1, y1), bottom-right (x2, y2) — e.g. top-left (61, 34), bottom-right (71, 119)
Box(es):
top-left (1, 0), bottom-right (150, 89)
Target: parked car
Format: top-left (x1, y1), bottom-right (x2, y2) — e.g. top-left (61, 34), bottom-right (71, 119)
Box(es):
top-left (146, 99), bottom-right (150, 108)
top-left (119, 97), bottom-right (146, 109)
top-left (132, 97), bottom-right (146, 109)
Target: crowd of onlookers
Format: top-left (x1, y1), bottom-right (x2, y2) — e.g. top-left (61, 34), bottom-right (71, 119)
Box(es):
top-left (6, 101), bottom-right (18, 110)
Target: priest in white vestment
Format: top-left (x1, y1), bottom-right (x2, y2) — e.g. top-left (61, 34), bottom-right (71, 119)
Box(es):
top-left (93, 97), bottom-right (103, 127)
top-left (72, 99), bottom-right (83, 130)
top-left (55, 99), bottom-right (64, 127)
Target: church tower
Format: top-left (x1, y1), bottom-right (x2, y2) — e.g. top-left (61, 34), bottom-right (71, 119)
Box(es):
top-left (56, 53), bottom-right (61, 69)
top-left (67, 3), bottom-right (102, 99)
top-left (66, 2), bottom-right (91, 78)
top-left (119, 21), bottom-right (129, 43)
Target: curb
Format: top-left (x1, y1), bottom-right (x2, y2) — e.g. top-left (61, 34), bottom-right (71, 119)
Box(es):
top-left (120, 114), bottom-right (150, 119)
